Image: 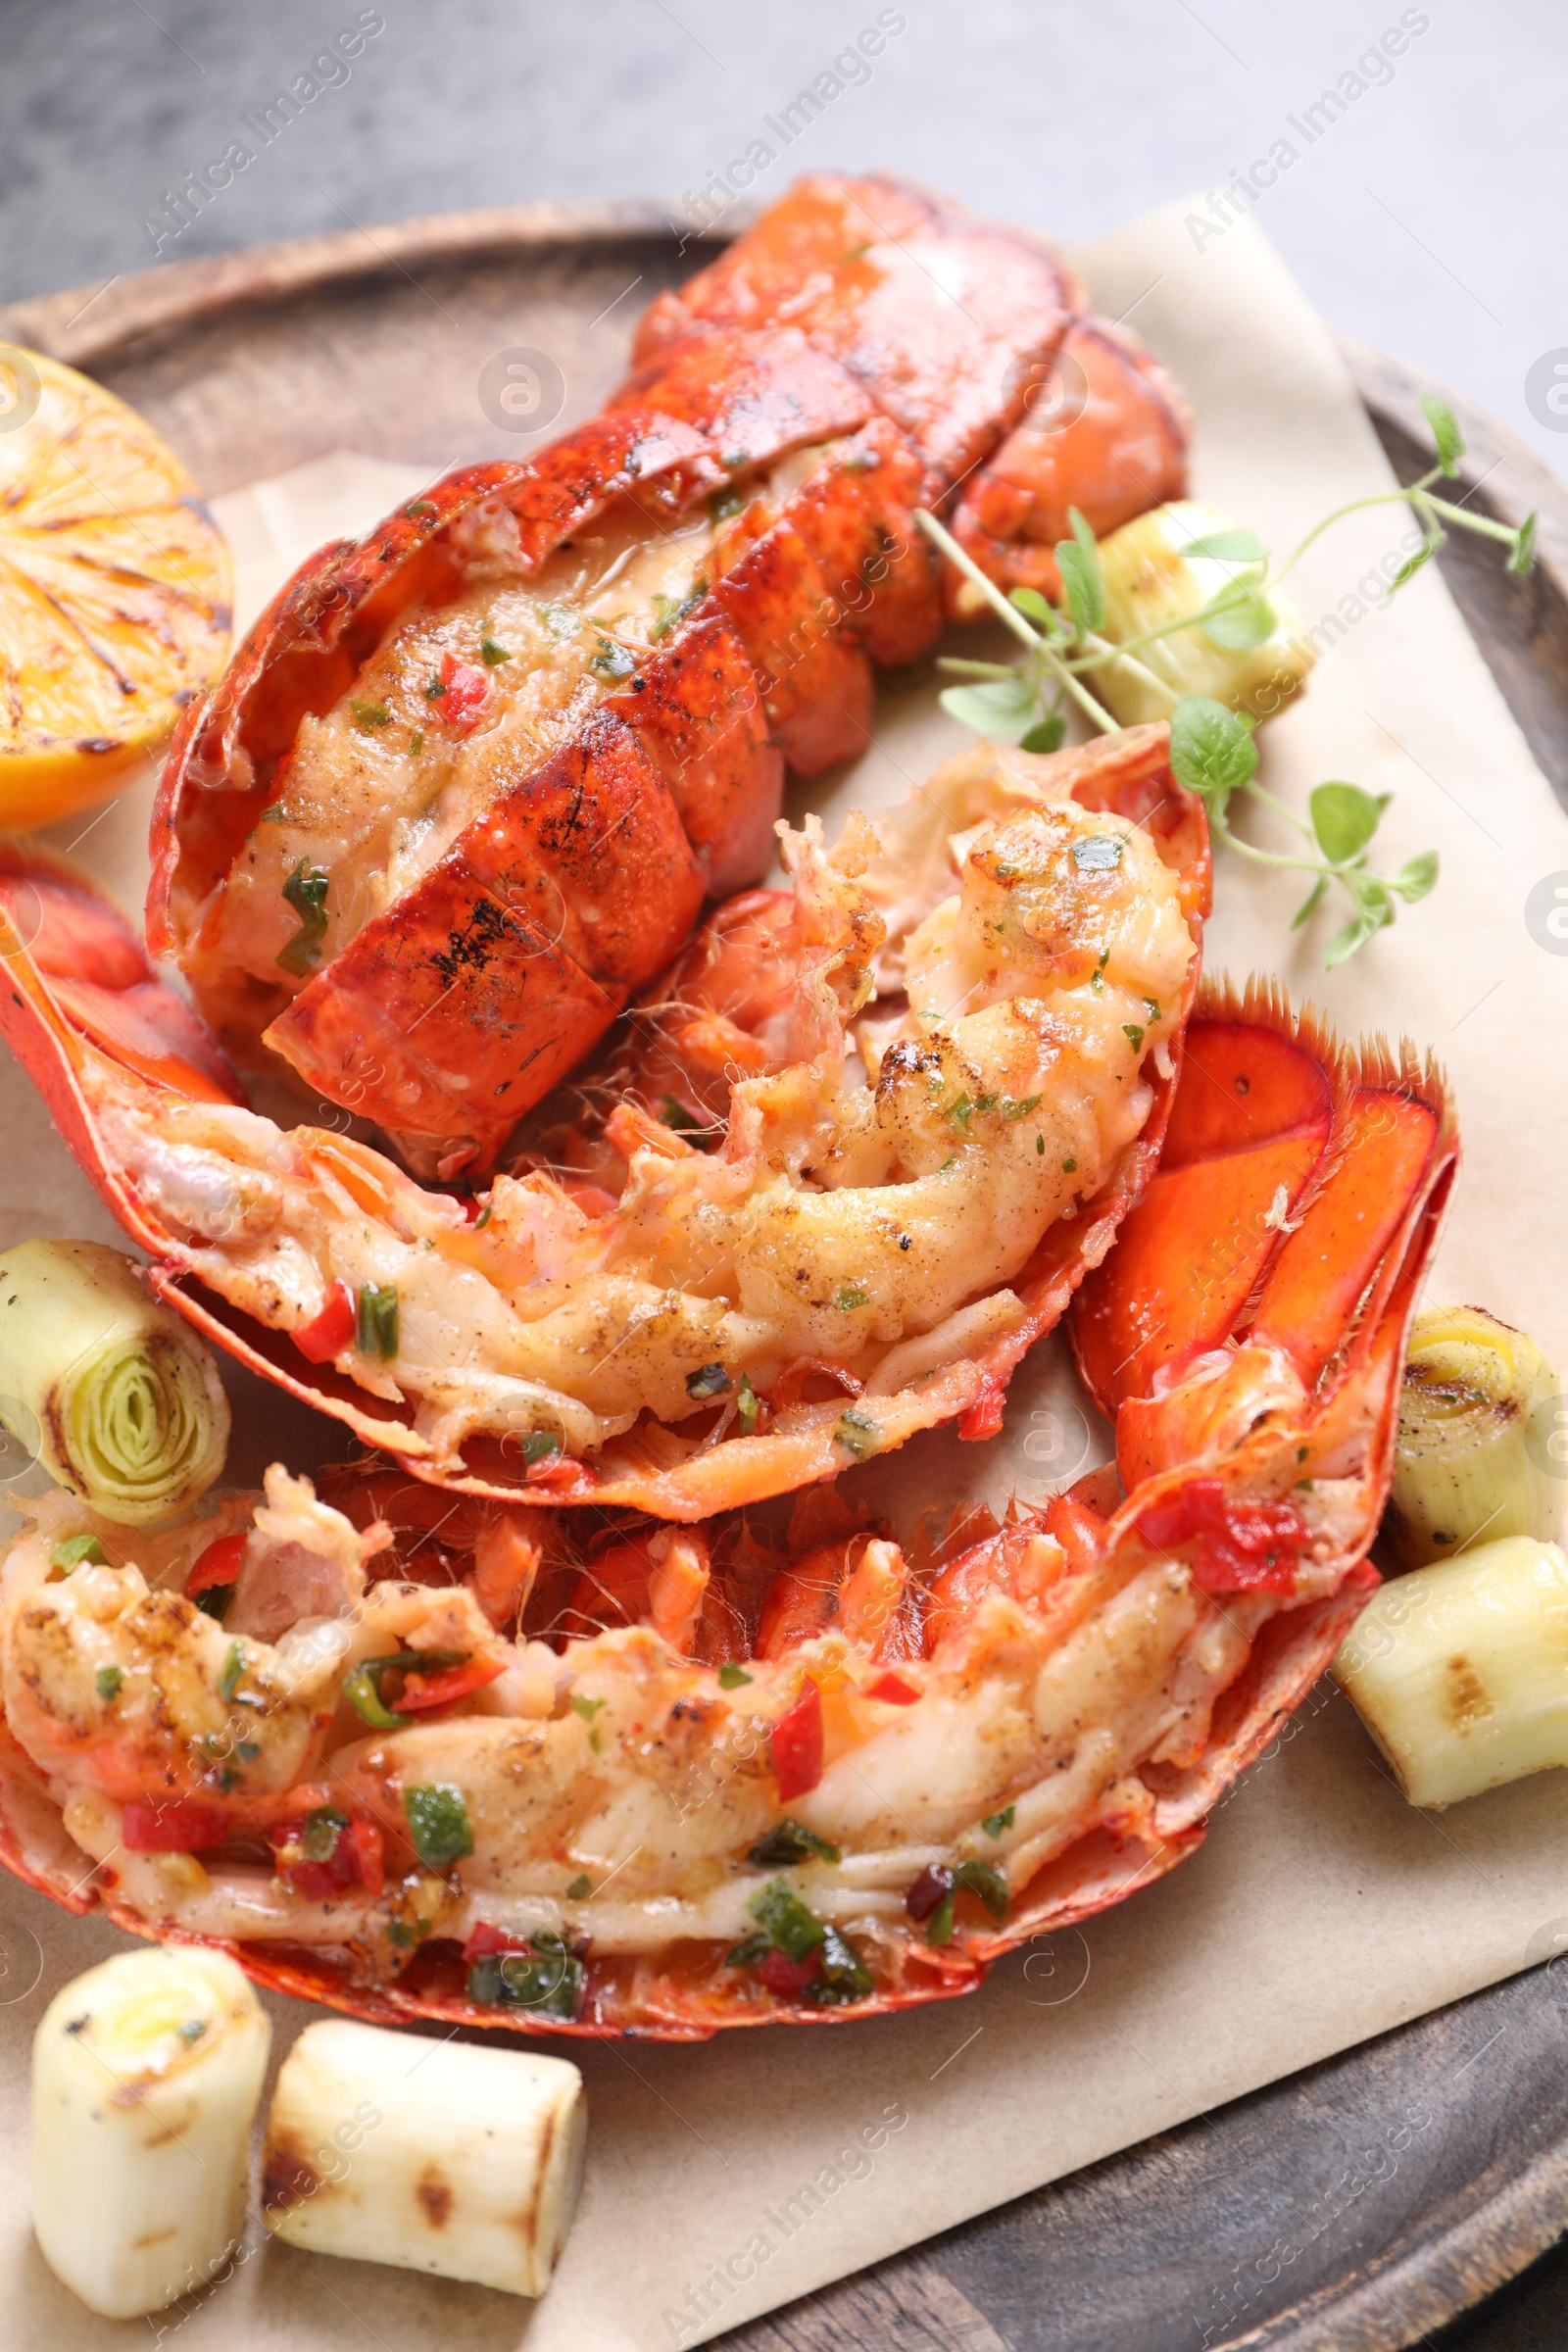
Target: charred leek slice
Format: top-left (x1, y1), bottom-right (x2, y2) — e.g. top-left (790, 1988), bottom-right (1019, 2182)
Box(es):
top-left (1385, 1305), bottom-right (1562, 1569)
top-left (1092, 501), bottom-right (1316, 726)
top-left (1333, 1536), bottom-right (1568, 1807)
top-left (30, 1946), bottom-right (270, 2318)
top-left (263, 2018), bottom-right (586, 2296)
top-left (0, 1239), bottom-right (228, 1523)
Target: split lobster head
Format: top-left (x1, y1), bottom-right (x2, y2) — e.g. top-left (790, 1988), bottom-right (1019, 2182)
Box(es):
top-left (147, 172), bottom-right (1188, 1178)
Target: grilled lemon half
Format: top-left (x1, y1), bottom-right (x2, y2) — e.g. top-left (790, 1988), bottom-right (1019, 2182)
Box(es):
top-left (0, 343), bottom-right (230, 830)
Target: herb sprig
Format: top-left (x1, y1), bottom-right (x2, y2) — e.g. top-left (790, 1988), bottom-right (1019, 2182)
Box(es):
top-left (917, 396), bottom-right (1532, 968)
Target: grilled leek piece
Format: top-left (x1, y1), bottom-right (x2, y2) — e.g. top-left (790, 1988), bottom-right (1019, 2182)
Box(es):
top-left (0, 1238), bottom-right (228, 1524)
top-left (1092, 500), bottom-right (1315, 726)
top-left (30, 1946), bottom-right (270, 2318)
top-left (1333, 1535), bottom-right (1568, 1807)
top-left (1384, 1305), bottom-right (1562, 1568)
top-left (263, 2017), bottom-right (586, 2297)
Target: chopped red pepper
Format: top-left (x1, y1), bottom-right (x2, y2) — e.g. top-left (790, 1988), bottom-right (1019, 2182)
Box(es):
top-left (396, 1652), bottom-right (507, 1711)
top-left (463, 1919), bottom-right (531, 1963)
top-left (271, 1806), bottom-right (386, 1901)
top-left (185, 1530), bottom-right (247, 1600)
top-left (957, 1381), bottom-right (1005, 1443)
top-left (525, 1453), bottom-right (580, 1487)
top-left (1137, 1477), bottom-right (1305, 1594)
top-left (756, 1947), bottom-right (821, 1997)
top-left (294, 1280), bottom-right (356, 1364)
top-left (438, 652), bottom-right (490, 732)
top-left (350, 1813), bottom-right (385, 1897)
top-left (123, 1799), bottom-right (230, 1852)
top-left (770, 1682), bottom-right (823, 1802)
top-left (865, 1670), bottom-right (920, 1706)
top-left (906, 1863), bottom-right (955, 1922)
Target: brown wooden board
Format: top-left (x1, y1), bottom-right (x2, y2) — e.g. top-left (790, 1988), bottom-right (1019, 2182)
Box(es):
top-left (5, 205), bottom-right (1568, 2352)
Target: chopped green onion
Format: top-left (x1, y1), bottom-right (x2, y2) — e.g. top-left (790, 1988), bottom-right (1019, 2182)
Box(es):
top-left (833, 1407), bottom-right (882, 1461)
top-left (218, 1642), bottom-right (245, 1702)
top-left (836, 1286), bottom-right (870, 1311)
top-left (737, 1374), bottom-right (760, 1436)
top-left (591, 637), bottom-right (637, 680)
top-left (408, 730), bottom-right (424, 756)
top-left (422, 673), bottom-right (447, 699)
top-left (50, 1533), bottom-right (106, 1571)
top-left (724, 1931), bottom-right (772, 1968)
top-left (982, 1806), bottom-right (1015, 1838)
top-left (301, 1806), bottom-right (349, 1862)
top-left (478, 632), bottom-right (512, 666)
top-left (1061, 1157), bottom-right (1077, 1174)
top-left (747, 1819), bottom-right (842, 1868)
top-left (1122, 1023), bottom-right (1146, 1054)
top-left (955, 1860), bottom-right (1010, 1920)
top-left (748, 1878), bottom-right (826, 1964)
top-left (342, 1649), bottom-right (456, 1731)
top-left (924, 1890), bottom-right (956, 1945)
top-left (403, 1782), bottom-right (473, 1869)
top-left (277, 859), bottom-right (330, 976)
top-left (1002, 1095), bottom-right (1043, 1121)
top-left (406, 500), bottom-right (436, 518)
top-left (805, 1925), bottom-right (873, 2006)
top-left (946, 1093), bottom-right (973, 1129)
top-left (718, 1663), bottom-right (753, 1689)
top-left (649, 581), bottom-right (707, 641)
top-left (569, 1693), bottom-right (605, 1722)
top-left (519, 1429), bottom-right (561, 1464)
top-left (94, 1665), bottom-right (122, 1702)
top-left (349, 701), bottom-right (390, 732)
top-left (356, 1282), bottom-right (399, 1359)
top-left (1072, 835), bottom-right (1124, 873)
top-left (565, 1873), bottom-right (592, 1900)
top-left (467, 1939), bottom-right (583, 2020)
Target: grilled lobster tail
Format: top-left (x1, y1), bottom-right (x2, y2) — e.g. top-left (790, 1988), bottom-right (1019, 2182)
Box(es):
top-left (150, 174), bottom-right (1186, 1176)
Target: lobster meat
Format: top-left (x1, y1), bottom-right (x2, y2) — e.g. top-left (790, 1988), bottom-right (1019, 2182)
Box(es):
top-left (0, 725), bottom-right (1207, 1515)
top-left (150, 173), bottom-right (1187, 1175)
top-left (0, 982), bottom-right (1455, 2036)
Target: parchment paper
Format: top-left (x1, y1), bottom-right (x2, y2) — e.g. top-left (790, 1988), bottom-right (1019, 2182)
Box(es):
top-left (4, 199), bottom-right (1568, 2351)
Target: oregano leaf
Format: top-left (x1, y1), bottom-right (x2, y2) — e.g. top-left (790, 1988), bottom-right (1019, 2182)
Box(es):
top-left (1009, 586), bottom-right (1056, 629)
top-left (1395, 850), bottom-right (1440, 902)
top-left (939, 675), bottom-right (1042, 739)
top-left (1168, 695), bottom-right (1258, 812)
top-left (1420, 392), bottom-right (1465, 476)
top-left (1179, 527), bottom-right (1268, 563)
top-left (1055, 540), bottom-right (1104, 637)
top-left (1200, 593), bottom-right (1278, 650)
top-left (1309, 781), bottom-right (1388, 864)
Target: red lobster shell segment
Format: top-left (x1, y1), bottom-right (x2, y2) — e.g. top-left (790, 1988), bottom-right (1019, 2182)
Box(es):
top-left (0, 985), bottom-right (1451, 2038)
top-left (0, 727), bottom-right (1210, 1516)
top-left (149, 173), bottom-right (1187, 1173)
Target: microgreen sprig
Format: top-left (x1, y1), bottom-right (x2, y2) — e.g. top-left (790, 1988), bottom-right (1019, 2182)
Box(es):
top-left (917, 394), bottom-right (1530, 969)
top-left (1167, 696), bottom-right (1437, 967)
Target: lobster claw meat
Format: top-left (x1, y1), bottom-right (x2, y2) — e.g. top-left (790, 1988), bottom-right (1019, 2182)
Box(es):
top-left (0, 984), bottom-right (1455, 2037)
top-left (150, 173), bottom-right (1186, 1174)
top-left (0, 726), bottom-right (1209, 1517)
